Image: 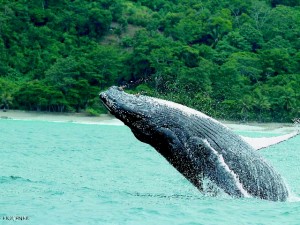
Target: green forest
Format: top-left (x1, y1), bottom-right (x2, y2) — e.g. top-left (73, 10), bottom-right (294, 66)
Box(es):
top-left (0, 0), bottom-right (299, 122)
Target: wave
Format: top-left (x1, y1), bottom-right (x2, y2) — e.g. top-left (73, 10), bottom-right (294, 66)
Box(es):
top-left (0, 176), bottom-right (55, 186)
top-left (0, 175), bottom-right (33, 183)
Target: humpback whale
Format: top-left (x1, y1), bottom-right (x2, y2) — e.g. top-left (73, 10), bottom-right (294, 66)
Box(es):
top-left (100, 86), bottom-right (297, 201)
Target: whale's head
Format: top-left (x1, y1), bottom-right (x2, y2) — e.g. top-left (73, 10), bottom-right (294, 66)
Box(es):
top-left (100, 86), bottom-right (159, 129)
top-left (99, 86), bottom-right (191, 146)
top-left (100, 86), bottom-right (152, 123)
top-left (99, 85), bottom-right (214, 157)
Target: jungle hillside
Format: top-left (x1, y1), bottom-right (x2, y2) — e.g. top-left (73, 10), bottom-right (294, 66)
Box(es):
top-left (0, 0), bottom-right (299, 122)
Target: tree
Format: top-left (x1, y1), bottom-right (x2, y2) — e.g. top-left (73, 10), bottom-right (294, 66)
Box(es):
top-left (224, 31), bottom-right (251, 51)
top-left (0, 0), bottom-right (299, 122)
top-left (207, 9), bottom-right (233, 47)
top-left (250, 0), bottom-right (271, 31)
top-left (0, 78), bottom-right (16, 111)
top-left (83, 45), bottom-right (127, 88)
top-left (176, 58), bottom-right (214, 94)
top-left (15, 80), bottom-right (66, 111)
top-left (252, 87), bottom-right (271, 122)
top-left (170, 9), bottom-right (210, 44)
top-left (267, 0), bottom-right (300, 7)
top-left (263, 5), bottom-right (300, 43)
top-left (259, 48), bottom-right (292, 77)
top-left (239, 23), bottom-right (264, 51)
top-left (228, 52), bottom-right (263, 83)
top-left (149, 45), bottom-right (183, 92)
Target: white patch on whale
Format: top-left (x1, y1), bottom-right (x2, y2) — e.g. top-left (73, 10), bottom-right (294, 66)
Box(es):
top-left (203, 139), bottom-right (251, 198)
top-left (241, 131), bottom-right (299, 150)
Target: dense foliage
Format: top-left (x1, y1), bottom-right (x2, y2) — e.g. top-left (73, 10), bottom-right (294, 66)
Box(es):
top-left (0, 0), bottom-right (299, 121)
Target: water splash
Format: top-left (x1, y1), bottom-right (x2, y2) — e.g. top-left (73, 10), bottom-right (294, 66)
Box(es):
top-left (202, 178), bottom-right (231, 198)
top-left (293, 118), bottom-right (300, 132)
top-left (287, 194), bottom-right (300, 202)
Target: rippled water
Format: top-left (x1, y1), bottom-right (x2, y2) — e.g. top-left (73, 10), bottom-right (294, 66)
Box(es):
top-left (1, 120), bottom-right (300, 225)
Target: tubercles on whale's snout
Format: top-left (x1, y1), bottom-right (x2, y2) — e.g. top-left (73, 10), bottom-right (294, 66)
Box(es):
top-left (99, 92), bottom-right (105, 101)
top-left (99, 92), bottom-right (108, 106)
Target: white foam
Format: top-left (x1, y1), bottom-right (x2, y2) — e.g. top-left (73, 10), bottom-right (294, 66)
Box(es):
top-left (203, 139), bottom-right (251, 198)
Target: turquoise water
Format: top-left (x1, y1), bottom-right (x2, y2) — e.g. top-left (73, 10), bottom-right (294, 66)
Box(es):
top-left (1, 120), bottom-right (300, 225)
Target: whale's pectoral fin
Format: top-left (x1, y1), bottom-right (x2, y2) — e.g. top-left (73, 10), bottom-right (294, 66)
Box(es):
top-left (152, 127), bottom-right (204, 191)
top-left (241, 131), bottom-right (299, 150)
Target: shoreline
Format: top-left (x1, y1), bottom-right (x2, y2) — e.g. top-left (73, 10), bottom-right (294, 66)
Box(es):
top-left (0, 110), bottom-right (123, 125)
top-left (0, 110), bottom-right (298, 133)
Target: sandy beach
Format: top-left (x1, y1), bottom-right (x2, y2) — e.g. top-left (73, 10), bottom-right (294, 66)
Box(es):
top-left (0, 110), bottom-right (298, 133)
top-left (221, 120), bottom-right (298, 133)
top-left (0, 110), bottom-right (123, 125)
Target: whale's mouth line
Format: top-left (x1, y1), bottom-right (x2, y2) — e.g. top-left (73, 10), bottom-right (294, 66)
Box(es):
top-left (102, 101), bottom-right (112, 113)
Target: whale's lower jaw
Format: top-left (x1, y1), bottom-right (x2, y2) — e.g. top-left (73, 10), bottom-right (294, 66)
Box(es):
top-left (100, 86), bottom-right (289, 201)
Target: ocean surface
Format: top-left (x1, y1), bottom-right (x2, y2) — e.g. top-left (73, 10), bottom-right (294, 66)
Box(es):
top-left (1, 119), bottom-right (300, 225)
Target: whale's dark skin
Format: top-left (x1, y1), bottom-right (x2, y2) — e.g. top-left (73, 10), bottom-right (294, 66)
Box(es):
top-left (100, 86), bottom-right (289, 201)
